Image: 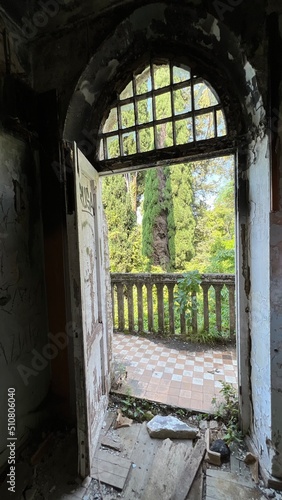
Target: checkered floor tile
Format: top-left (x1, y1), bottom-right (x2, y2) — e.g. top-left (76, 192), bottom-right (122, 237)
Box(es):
top-left (113, 333), bottom-right (238, 412)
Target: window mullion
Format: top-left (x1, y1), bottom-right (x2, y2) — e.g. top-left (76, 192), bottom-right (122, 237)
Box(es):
top-left (117, 102), bottom-right (124, 157)
top-left (132, 74), bottom-right (140, 154)
top-left (150, 61), bottom-right (157, 149)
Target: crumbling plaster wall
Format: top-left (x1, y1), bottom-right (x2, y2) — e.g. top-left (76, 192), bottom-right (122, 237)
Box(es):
top-left (7, 0), bottom-right (282, 479)
top-left (0, 132), bottom-right (50, 469)
top-left (266, 6), bottom-right (282, 479)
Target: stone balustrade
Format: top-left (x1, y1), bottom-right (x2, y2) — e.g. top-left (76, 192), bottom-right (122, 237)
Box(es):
top-left (110, 273), bottom-right (235, 339)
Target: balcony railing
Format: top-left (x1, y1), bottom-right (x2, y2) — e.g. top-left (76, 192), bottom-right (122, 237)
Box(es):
top-left (111, 273), bottom-right (235, 339)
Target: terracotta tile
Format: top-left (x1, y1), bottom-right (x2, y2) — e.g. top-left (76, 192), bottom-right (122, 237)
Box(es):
top-left (179, 398), bottom-right (192, 409)
top-left (181, 382), bottom-right (192, 391)
top-left (172, 369), bottom-right (182, 375)
top-left (162, 372), bottom-right (173, 380)
top-left (168, 386), bottom-right (179, 395)
top-left (156, 393), bottom-right (168, 403)
top-left (145, 391), bottom-right (159, 400)
top-left (158, 384), bottom-right (169, 394)
top-left (166, 395), bottom-right (180, 406)
top-left (169, 380), bottom-right (182, 389)
top-left (179, 389), bottom-right (192, 398)
top-left (191, 391), bottom-right (203, 401)
top-left (190, 400), bottom-right (204, 411)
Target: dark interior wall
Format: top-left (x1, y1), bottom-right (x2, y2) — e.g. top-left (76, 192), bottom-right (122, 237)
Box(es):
top-left (0, 130), bottom-right (50, 469)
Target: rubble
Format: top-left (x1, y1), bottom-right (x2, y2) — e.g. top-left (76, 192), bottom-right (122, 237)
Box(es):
top-left (146, 415), bottom-right (198, 439)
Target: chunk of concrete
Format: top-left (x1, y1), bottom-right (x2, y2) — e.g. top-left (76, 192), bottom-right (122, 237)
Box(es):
top-left (146, 415), bottom-right (198, 439)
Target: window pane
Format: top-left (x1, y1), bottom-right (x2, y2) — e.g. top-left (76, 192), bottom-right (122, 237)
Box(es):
top-left (156, 122), bottom-right (173, 148)
top-left (99, 140), bottom-right (104, 160)
top-left (175, 118), bottom-right (193, 145)
top-left (174, 86), bottom-right (192, 115)
top-left (122, 132), bottom-right (136, 155)
top-left (139, 127), bottom-right (154, 152)
top-left (194, 82), bottom-right (218, 110)
top-left (195, 113), bottom-right (215, 140)
top-left (135, 66), bottom-right (151, 95)
top-left (173, 64), bottom-right (191, 83)
top-left (155, 93), bottom-right (171, 120)
top-left (137, 97), bottom-right (153, 124)
top-left (216, 109), bottom-right (227, 136)
top-left (103, 108), bottom-right (118, 133)
top-left (153, 64), bottom-right (170, 89)
top-left (120, 81), bottom-right (133, 100)
top-left (121, 103), bottom-right (135, 129)
top-left (107, 136), bottom-right (119, 158)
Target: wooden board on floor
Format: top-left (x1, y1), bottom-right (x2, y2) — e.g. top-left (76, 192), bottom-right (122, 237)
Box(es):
top-left (187, 465), bottom-right (203, 500)
top-left (122, 422), bottom-right (164, 499)
top-left (113, 422), bottom-right (142, 458)
top-left (91, 449), bottom-right (132, 490)
top-left (141, 438), bottom-right (193, 500)
top-left (174, 439), bottom-right (206, 500)
top-left (205, 469), bottom-right (264, 500)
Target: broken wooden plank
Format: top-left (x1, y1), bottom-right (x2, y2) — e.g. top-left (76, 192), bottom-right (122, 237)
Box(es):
top-left (206, 468), bottom-right (255, 488)
top-left (122, 422), bottom-right (164, 500)
top-left (174, 439), bottom-right (206, 500)
top-left (113, 422), bottom-right (142, 459)
top-left (187, 465), bottom-right (203, 500)
top-left (205, 469), bottom-right (264, 500)
top-left (91, 449), bottom-right (132, 490)
top-left (142, 438), bottom-right (191, 500)
top-left (100, 436), bottom-right (122, 451)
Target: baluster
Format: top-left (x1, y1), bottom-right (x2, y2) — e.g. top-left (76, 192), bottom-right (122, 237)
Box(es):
top-left (202, 284), bottom-right (210, 333)
top-left (214, 284), bottom-right (223, 332)
top-left (227, 284), bottom-right (235, 336)
top-left (116, 282), bottom-right (125, 331)
top-left (156, 283), bottom-right (164, 333)
top-left (127, 283), bottom-right (134, 333)
top-left (111, 283), bottom-right (116, 330)
top-left (136, 283), bottom-right (144, 333)
top-left (180, 311), bottom-right (186, 335)
top-left (146, 283), bottom-right (154, 332)
top-left (167, 283), bottom-right (175, 335)
top-left (191, 291), bottom-right (198, 335)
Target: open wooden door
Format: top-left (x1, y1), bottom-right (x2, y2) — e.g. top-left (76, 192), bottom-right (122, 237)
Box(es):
top-left (65, 142), bottom-right (109, 478)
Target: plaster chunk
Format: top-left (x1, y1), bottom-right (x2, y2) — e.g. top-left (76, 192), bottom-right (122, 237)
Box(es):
top-left (147, 415), bottom-right (198, 439)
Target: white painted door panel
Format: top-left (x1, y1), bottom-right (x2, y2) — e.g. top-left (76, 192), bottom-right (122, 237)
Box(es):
top-left (66, 142), bottom-right (108, 477)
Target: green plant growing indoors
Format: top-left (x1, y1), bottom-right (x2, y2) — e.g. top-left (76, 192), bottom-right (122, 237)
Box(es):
top-left (174, 270), bottom-right (201, 324)
top-left (212, 381), bottom-right (243, 444)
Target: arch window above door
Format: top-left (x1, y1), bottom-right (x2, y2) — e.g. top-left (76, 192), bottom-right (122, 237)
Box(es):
top-left (98, 61), bottom-right (227, 162)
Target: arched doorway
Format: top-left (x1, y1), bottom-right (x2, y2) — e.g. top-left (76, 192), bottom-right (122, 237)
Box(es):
top-left (63, 3), bottom-right (267, 478)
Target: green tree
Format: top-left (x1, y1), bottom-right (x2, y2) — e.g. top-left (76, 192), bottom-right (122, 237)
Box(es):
top-left (142, 166), bottom-right (175, 271)
top-left (170, 163), bottom-right (196, 270)
top-left (187, 180), bottom-right (235, 273)
top-left (102, 175), bottom-right (136, 272)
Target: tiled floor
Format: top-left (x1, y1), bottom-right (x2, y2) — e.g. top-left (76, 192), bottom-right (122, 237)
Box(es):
top-left (113, 332), bottom-right (238, 412)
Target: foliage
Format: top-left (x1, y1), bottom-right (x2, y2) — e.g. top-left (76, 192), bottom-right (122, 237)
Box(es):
top-left (120, 395), bottom-right (157, 421)
top-left (174, 270), bottom-right (202, 323)
top-left (102, 175), bottom-right (138, 272)
top-left (212, 381), bottom-right (243, 444)
top-left (189, 179), bottom-right (235, 274)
